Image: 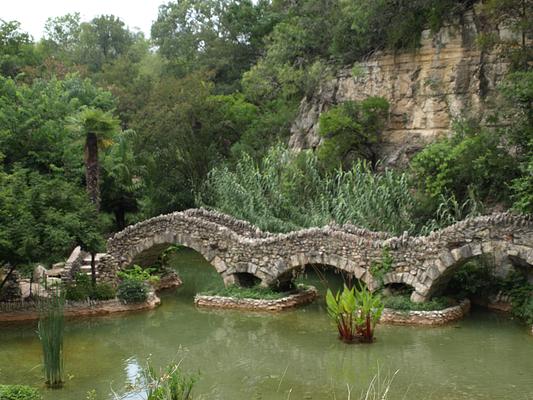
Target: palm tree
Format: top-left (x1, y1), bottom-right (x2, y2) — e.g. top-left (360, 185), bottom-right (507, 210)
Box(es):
top-left (71, 107), bottom-right (120, 211)
top-left (70, 107), bottom-right (119, 287)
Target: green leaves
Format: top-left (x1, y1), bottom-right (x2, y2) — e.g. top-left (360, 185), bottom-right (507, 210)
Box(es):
top-left (325, 284), bottom-right (384, 343)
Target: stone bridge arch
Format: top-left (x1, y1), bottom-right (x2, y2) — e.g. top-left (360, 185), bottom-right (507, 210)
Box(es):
top-left (95, 210), bottom-right (533, 302)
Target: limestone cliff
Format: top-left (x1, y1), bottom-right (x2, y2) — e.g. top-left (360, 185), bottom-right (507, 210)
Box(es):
top-left (289, 10), bottom-right (511, 167)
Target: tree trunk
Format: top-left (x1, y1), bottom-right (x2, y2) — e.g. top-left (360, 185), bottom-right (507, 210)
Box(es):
top-left (85, 132), bottom-right (100, 211)
top-left (114, 207), bottom-right (126, 231)
top-left (0, 264), bottom-right (16, 292)
top-left (91, 252), bottom-right (97, 289)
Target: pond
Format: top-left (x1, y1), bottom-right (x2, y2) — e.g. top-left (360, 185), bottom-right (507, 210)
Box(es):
top-left (0, 248), bottom-right (532, 400)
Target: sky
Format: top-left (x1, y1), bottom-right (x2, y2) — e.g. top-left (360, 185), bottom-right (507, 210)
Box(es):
top-left (1, 0), bottom-right (166, 39)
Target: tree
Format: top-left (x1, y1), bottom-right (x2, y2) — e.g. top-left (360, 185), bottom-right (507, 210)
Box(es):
top-left (101, 130), bottom-right (143, 230)
top-left (70, 107), bottom-right (120, 211)
top-left (77, 15), bottom-right (134, 71)
top-left (0, 20), bottom-right (36, 77)
top-left (317, 97), bottom-right (389, 170)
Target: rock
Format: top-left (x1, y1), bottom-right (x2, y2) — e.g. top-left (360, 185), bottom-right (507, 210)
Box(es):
top-left (288, 10), bottom-right (510, 168)
top-left (0, 268), bottom-right (22, 302)
top-left (33, 264), bottom-right (47, 281)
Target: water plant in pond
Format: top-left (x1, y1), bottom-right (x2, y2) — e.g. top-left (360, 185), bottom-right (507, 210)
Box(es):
top-left (326, 285), bottom-right (384, 343)
top-left (114, 358), bottom-right (196, 400)
top-left (37, 288), bottom-right (65, 388)
top-left (0, 384), bottom-right (41, 400)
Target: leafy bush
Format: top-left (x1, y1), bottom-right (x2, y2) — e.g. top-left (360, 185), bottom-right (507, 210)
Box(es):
top-left (117, 265), bottom-right (159, 283)
top-left (411, 121), bottom-right (517, 205)
top-left (91, 283), bottom-right (116, 300)
top-left (383, 295), bottom-right (453, 311)
top-left (445, 259), bottom-right (496, 299)
top-left (117, 279), bottom-right (148, 303)
top-left (0, 385), bottom-right (41, 400)
top-left (65, 273), bottom-right (116, 301)
top-left (318, 98), bottom-right (389, 169)
top-left (370, 248), bottom-right (393, 288)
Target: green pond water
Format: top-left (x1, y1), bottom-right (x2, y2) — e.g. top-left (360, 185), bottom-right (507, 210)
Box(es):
top-left (0, 248), bottom-right (532, 400)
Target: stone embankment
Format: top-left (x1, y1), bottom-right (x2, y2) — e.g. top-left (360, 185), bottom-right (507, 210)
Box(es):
top-left (0, 273), bottom-right (182, 323)
top-left (194, 286), bottom-right (318, 311)
top-left (380, 299), bottom-right (471, 326)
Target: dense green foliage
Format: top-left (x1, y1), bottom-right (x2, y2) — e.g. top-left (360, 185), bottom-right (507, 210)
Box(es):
top-left (446, 259), bottom-right (533, 324)
top-left (0, 385), bottom-right (41, 400)
top-left (117, 280), bottom-right (148, 304)
top-left (137, 359), bottom-right (196, 400)
top-left (65, 273), bottom-right (116, 301)
top-left (200, 145), bottom-right (420, 234)
top-left (318, 98), bottom-right (389, 169)
top-left (0, 1), bottom-right (531, 307)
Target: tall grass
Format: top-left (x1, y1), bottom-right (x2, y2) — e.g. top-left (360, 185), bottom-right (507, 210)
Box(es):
top-left (37, 288), bottom-right (65, 388)
top-left (198, 145), bottom-right (417, 235)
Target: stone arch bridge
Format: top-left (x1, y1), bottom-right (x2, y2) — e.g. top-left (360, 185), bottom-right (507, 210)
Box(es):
top-left (96, 209), bottom-right (533, 302)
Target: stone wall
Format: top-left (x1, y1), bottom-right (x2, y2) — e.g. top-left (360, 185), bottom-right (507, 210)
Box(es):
top-left (289, 9), bottom-right (512, 167)
top-left (194, 286), bottom-right (318, 311)
top-left (97, 209), bottom-right (533, 303)
top-left (380, 299), bottom-right (471, 326)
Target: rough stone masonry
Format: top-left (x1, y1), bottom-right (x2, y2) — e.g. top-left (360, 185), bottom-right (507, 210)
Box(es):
top-left (97, 208), bottom-right (533, 303)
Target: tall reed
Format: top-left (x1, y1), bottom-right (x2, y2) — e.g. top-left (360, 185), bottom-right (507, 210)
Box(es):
top-left (198, 144), bottom-right (417, 235)
top-left (37, 288), bottom-right (65, 388)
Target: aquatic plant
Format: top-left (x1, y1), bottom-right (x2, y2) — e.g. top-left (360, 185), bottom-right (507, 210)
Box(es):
top-left (326, 285), bottom-right (383, 343)
top-left (114, 358), bottom-right (196, 400)
top-left (37, 288), bottom-right (65, 388)
top-left (0, 384), bottom-right (42, 400)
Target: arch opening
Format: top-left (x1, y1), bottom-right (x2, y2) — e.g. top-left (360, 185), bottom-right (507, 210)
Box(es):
top-left (274, 264), bottom-right (366, 294)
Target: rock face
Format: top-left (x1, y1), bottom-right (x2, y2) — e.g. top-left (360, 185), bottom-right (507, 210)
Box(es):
top-left (97, 208), bottom-right (533, 303)
top-left (289, 10), bottom-right (510, 167)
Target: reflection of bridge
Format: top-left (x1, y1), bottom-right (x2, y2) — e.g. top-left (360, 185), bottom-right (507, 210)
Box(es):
top-left (93, 209), bottom-right (533, 303)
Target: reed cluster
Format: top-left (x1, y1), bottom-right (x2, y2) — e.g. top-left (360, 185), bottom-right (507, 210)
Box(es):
top-left (37, 289), bottom-right (65, 388)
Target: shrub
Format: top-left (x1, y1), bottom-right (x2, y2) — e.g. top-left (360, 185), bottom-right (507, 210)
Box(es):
top-left (411, 121), bottom-right (517, 205)
top-left (117, 280), bottom-right (148, 303)
top-left (383, 295), bottom-right (452, 311)
top-left (370, 248), bottom-right (393, 288)
top-left (117, 265), bottom-right (159, 283)
top-left (0, 385), bottom-right (41, 400)
top-left (91, 283), bottom-right (116, 301)
top-left (317, 98), bottom-right (389, 169)
top-left (65, 274), bottom-right (116, 301)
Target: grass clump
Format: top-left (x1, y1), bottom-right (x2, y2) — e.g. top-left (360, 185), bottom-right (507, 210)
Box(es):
top-left (0, 385), bottom-right (41, 400)
top-left (200, 285), bottom-right (293, 300)
top-left (383, 294), bottom-right (453, 311)
top-left (37, 288), bottom-right (65, 389)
